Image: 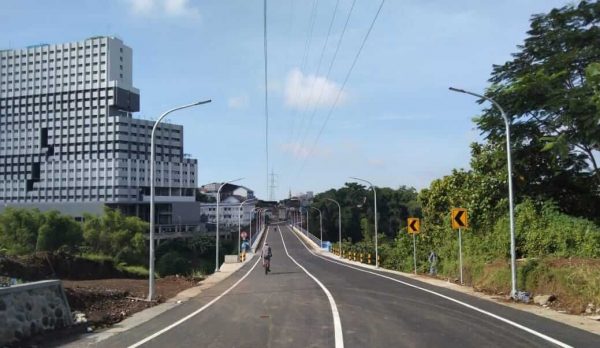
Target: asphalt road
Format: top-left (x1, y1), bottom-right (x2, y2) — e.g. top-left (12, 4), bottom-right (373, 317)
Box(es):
top-left (95, 223), bottom-right (600, 348)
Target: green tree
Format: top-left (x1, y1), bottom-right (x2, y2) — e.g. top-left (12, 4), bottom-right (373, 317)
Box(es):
top-left (311, 183), bottom-right (419, 243)
top-left (0, 208), bottom-right (43, 254)
top-left (476, 0), bottom-right (600, 220)
top-left (82, 207), bottom-right (148, 262)
top-left (35, 210), bottom-right (83, 252)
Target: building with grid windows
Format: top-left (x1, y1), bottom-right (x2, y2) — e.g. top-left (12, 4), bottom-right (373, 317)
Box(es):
top-left (0, 36), bottom-right (200, 224)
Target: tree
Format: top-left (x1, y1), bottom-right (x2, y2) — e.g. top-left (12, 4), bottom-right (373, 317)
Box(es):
top-left (0, 208), bottom-right (43, 254)
top-left (35, 210), bottom-right (83, 252)
top-left (476, 0), bottom-right (600, 220)
top-left (311, 183), bottom-right (419, 243)
top-left (82, 207), bottom-right (148, 261)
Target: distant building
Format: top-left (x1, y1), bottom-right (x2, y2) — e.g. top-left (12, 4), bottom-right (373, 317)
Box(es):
top-left (0, 36), bottom-right (199, 224)
top-left (199, 194), bottom-right (256, 229)
top-left (199, 183), bottom-right (255, 201)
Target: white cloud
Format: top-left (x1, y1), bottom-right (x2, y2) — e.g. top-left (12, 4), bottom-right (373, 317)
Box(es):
top-left (164, 0), bottom-right (200, 17)
top-left (128, 0), bottom-right (154, 14)
top-left (125, 0), bottom-right (200, 18)
top-left (228, 94), bottom-right (249, 110)
top-left (280, 142), bottom-right (332, 159)
top-left (284, 68), bottom-right (347, 110)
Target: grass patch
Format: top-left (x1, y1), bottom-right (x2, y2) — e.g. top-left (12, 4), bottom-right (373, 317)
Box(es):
top-left (117, 264), bottom-right (150, 278)
top-left (473, 257), bottom-right (600, 313)
top-left (80, 252), bottom-right (115, 263)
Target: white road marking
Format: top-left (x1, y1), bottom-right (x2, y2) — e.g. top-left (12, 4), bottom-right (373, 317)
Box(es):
top-left (128, 227), bottom-right (272, 348)
top-left (286, 225), bottom-right (574, 348)
top-left (277, 226), bottom-right (344, 348)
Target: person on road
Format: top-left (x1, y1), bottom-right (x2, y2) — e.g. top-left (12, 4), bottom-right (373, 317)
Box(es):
top-left (428, 250), bottom-right (438, 276)
top-left (261, 242), bottom-right (272, 274)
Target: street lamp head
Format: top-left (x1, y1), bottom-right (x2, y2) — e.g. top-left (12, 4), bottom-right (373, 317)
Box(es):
top-left (349, 176), bottom-right (374, 188)
top-left (219, 177), bottom-right (244, 190)
top-left (448, 87), bottom-right (467, 94)
top-left (195, 99), bottom-right (212, 106)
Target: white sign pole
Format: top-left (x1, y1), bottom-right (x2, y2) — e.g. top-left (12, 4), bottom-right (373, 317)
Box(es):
top-left (458, 227), bottom-right (463, 284)
top-left (412, 232), bottom-right (417, 274)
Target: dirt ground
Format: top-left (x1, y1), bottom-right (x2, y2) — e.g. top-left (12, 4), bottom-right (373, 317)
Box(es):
top-left (62, 276), bottom-right (198, 327)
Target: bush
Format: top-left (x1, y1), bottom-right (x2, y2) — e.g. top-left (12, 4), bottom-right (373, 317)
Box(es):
top-left (0, 208), bottom-right (44, 254)
top-left (35, 210), bottom-right (83, 252)
top-left (157, 251), bottom-right (191, 276)
top-left (82, 207), bottom-right (148, 260)
top-left (0, 208), bottom-right (84, 254)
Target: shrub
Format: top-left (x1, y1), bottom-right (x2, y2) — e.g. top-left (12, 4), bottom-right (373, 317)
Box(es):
top-left (35, 210), bottom-right (83, 252)
top-left (82, 207), bottom-right (148, 260)
top-left (157, 251), bottom-right (191, 276)
top-left (0, 208), bottom-right (44, 254)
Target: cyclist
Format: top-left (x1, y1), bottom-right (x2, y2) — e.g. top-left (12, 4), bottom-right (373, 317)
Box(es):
top-left (261, 242), bottom-right (272, 274)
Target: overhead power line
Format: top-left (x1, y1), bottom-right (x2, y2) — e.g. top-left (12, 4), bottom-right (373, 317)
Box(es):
top-left (297, 0), bottom-right (387, 176)
top-left (285, 0), bottom-right (319, 148)
top-left (264, 0), bottom-right (269, 198)
top-left (293, 0), bottom-right (341, 147)
top-left (294, 0), bottom-right (355, 155)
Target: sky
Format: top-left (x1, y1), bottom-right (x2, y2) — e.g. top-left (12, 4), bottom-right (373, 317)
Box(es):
top-left (0, 0), bottom-right (573, 200)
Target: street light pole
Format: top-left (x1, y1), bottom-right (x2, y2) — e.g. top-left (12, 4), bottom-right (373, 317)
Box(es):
top-left (326, 198), bottom-right (342, 257)
top-left (289, 197), bottom-right (301, 231)
top-left (305, 208), bottom-right (309, 238)
top-left (250, 207), bottom-right (260, 245)
top-left (148, 99), bottom-right (211, 301)
top-left (238, 198), bottom-right (256, 258)
top-left (350, 177), bottom-right (379, 268)
top-left (256, 208), bottom-right (261, 236)
top-left (215, 178), bottom-right (243, 272)
top-left (310, 206), bottom-right (323, 248)
top-left (449, 86), bottom-right (517, 298)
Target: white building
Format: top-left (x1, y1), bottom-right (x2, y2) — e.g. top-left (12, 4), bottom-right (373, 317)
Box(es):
top-left (199, 183), bottom-right (255, 201)
top-left (200, 195), bottom-right (256, 228)
top-left (0, 36), bottom-right (199, 223)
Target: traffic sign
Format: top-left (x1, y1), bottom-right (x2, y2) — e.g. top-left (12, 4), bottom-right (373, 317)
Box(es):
top-left (451, 208), bottom-right (468, 229)
top-left (407, 218), bottom-right (420, 234)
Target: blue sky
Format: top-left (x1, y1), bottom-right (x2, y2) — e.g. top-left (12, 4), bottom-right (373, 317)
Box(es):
top-left (0, 0), bottom-right (571, 200)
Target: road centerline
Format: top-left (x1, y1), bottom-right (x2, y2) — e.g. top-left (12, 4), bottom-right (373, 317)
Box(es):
top-left (277, 226), bottom-right (344, 348)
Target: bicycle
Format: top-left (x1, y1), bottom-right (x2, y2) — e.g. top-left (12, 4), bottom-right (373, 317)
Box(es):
top-left (263, 257), bottom-right (271, 274)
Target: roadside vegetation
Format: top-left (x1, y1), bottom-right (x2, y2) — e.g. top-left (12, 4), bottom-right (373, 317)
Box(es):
top-left (310, 1), bottom-right (600, 313)
top-left (0, 206), bottom-right (235, 280)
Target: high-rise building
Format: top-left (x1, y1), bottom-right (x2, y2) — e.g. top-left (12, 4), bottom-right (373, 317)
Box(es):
top-left (0, 36), bottom-right (199, 224)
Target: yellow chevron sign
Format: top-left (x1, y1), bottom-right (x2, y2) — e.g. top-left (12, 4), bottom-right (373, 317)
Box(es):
top-left (407, 218), bottom-right (420, 234)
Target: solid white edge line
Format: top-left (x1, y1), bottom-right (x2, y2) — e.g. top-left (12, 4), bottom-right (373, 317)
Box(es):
top-left (286, 225), bottom-right (573, 348)
top-left (127, 226), bottom-right (272, 348)
top-left (277, 226), bottom-right (344, 348)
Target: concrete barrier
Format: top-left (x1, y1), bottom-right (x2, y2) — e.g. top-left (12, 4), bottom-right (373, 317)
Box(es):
top-left (224, 255), bottom-right (239, 264)
top-left (0, 280), bottom-right (73, 345)
top-left (291, 225), bottom-right (321, 250)
top-left (251, 226), bottom-right (267, 253)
